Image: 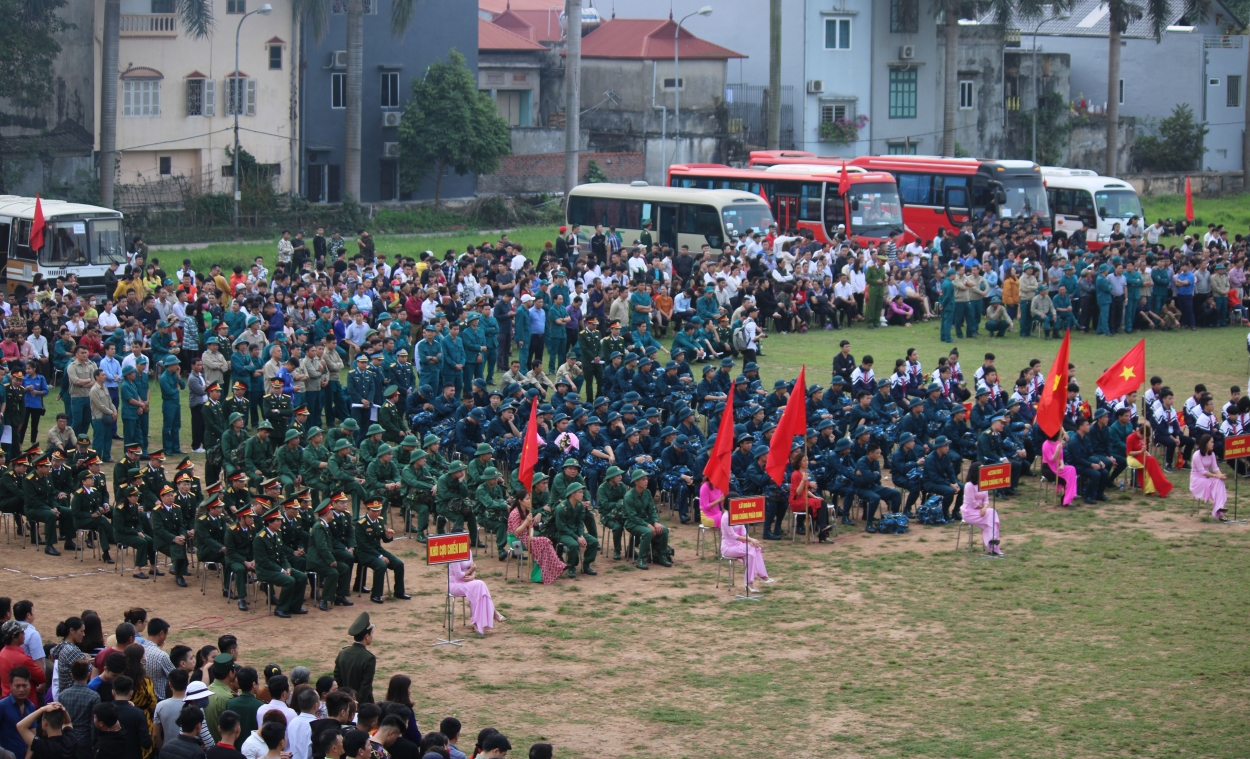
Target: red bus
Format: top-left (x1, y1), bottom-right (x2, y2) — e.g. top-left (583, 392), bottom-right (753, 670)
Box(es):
top-left (665, 163), bottom-right (908, 246)
top-left (747, 151), bottom-right (1051, 243)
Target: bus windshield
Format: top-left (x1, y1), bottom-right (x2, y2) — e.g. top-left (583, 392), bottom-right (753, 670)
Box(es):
top-left (90, 219), bottom-right (127, 264)
top-left (42, 221), bottom-right (90, 265)
top-left (846, 183), bottom-right (904, 235)
top-left (1094, 189), bottom-right (1143, 221)
top-left (999, 176), bottom-right (1050, 219)
top-left (721, 203), bottom-right (774, 237)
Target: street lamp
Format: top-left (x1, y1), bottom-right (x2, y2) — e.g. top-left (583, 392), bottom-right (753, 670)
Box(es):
top-left (233, 3), bottom-right (273, 229)
top-left (1031, 10), bottom-right (1069, 164)
top-left (673, 5), bottom-right (712, 168)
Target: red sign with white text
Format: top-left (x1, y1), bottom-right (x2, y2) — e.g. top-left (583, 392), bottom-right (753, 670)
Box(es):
top-left (978, 462), bottom-right (1012, 491)
top-left (1224, 434), bottom-right (1250, 459)
top-left (426, 532), bottom-right (472, 565)
top-left (727, 496), bottom-right (766, 526)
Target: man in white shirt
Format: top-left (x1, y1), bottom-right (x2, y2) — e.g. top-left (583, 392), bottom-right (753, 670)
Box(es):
top-left (510, 249), bottom-right (528, 271)
top-left (627, 247), bottom-right (648, 279)
top-left (285, 687), bottom-right (320, 759)
top-left (256, 675), bottom-right (297, 727)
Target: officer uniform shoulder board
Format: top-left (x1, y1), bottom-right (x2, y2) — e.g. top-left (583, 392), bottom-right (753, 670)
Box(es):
top-left (76, 488), bottom-right (84, 494)
top-left (230, 525), bottom-right (239, 531)
top-left (25, 473), bottom-right (33, 480)
top-left (199, 515), bottom-right (208, 521)
top-left (358, 517), bottom-right (367, 524)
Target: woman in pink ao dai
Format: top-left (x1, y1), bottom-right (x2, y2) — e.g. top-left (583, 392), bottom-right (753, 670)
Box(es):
top-left (719, 508), bottom-right (772, 592)
top-left (449, 552), bottom-right (507, 635)
top-left (962, 462), bottom-right (1004, 556)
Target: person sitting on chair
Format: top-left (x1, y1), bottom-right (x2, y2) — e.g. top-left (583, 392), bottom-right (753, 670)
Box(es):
top-left (1190, 434), bottom-right (1229, 521)
top-left (961, 462), bottom-right (1004, 556)
top-left (718, 502), bottom-right (772, 593)
top-left (1041, 429), bottom-right (1079, 507)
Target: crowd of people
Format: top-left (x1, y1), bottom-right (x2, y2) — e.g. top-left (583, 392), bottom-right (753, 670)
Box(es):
top-left (0, 600), bottom-right (541, 759)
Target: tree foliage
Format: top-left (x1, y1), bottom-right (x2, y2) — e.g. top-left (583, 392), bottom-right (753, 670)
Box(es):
top-left (397, 50), bottom-right (511, 203)
top-left (0, 0), bottom-right (71, 108)
top-left (1133, 103), bottom-right (1208, 171)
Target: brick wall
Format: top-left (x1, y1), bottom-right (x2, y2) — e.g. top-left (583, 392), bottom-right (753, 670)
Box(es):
top-left (478, 151), bottom-right (645, 195)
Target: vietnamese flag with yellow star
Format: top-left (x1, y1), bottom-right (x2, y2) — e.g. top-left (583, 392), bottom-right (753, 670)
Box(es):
top-left (1096, 339), bottom-right (1146, 401)
top-left (1036, 330), bottom-right (1071, 439)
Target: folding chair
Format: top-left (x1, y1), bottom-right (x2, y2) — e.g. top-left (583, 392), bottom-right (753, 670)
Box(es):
top-left (954, 521), bottom-right (982, 554)
top-left (503, 537), bottom-right (527, 582)
top-left (75, 530), bottom-right (100, 562)
top-left (715, 553), bottom-right (743, 591)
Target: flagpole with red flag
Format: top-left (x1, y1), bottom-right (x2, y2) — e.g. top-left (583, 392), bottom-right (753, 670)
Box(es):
top-left (702, 378), bottom-right (735, 495)
top-left (29, 194), bottom-right (45, 253)
top-left (518, 395), bottom-right (541, 491)
top-left (1184, 176), bottom-right (1194, 223)
top-left (766, 366), bottom-right (807, 485)
top-left (1096, 339), bottom-right (1146, 400)
top-left (1035, 330), bottom-right (1071, 439)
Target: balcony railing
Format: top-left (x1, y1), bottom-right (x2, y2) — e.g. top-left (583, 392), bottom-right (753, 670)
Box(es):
top-left (1204, 34), bottom-right (1244, 49)
top-left (120, 14), bottom-right (177, 37)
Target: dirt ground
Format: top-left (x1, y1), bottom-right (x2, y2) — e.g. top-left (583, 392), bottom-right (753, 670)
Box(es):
top-left (3, 470), bottom-right (1246, 758)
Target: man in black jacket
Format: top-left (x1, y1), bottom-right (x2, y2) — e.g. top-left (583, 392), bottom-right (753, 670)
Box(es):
top-left (832, 340), bottom-right (856, 385)
top-left (109, 676), bottom-right (153, 759)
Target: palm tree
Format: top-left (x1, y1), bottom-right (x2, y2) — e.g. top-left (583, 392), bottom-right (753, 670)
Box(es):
top-left (294, 0), bottom-right (416, 202)
top-left (99, 0), bottom-right (214, 209)
top-left (1105, 0), bottom-right (1211, 176)
top-left (935, 0), bottom-right (1059, 158)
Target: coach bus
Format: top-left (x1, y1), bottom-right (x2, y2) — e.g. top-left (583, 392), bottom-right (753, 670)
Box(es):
top-left (665, 163), bottom-right (908, 245)
top-left (0, 195), bottom-right (127, 294)
top-left (566, 183), bottom-right (774, 253)
top-left (747, 151), bottom-right (1052, 243)
top-left (1041, 167), bottom-right (1143, 249)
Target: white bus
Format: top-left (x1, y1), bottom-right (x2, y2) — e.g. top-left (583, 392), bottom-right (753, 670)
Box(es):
top-left (0, 196), bottom-right (127, 294)
top-left (1042, 168), bottom-right (1144, 249)
top-left (566, 183), bottom-right (774, 252)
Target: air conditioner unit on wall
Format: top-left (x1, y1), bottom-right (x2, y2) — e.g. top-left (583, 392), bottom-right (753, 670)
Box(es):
top-left (807, 79), bottom-right (825, 94)
top-left (382, 142), bottom-right (399, 158)
top-left (382, 111), bottom-right (401, 127)
top-left (332, 50), bottom-right (347, 69)
top-left (900, 45), bottom-right (916, 60)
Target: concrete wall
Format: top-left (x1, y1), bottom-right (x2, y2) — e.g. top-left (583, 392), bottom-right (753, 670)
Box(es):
top-left (866, 11), bottom-right (942, 155)
top-left (479, 51), bottom-right (541, 127)
top-left (1121, 170), bottom-right (1245, 197)
top-left (478, 151), bottom-right (644, 194)
top-left (510, 127), bottom-right (587, 156)
top-left (301, 0), bottom-right (478, 203)
top-left (6, 157), bottom-right (96, 197)
top-left (937, 24), bottom-right (1008, 159)
top-left (801, 0), bottom-right (873, 157)
top-left (1066, 115), bottom-right (1136, 172)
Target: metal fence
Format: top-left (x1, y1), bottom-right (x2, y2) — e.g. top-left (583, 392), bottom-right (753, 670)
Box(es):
top-left (724, 83), bottom-right (796, 150)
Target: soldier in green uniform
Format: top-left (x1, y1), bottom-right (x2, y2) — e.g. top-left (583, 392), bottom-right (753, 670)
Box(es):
top-left (119, 365), bottom-right (149, 455)
top-left (475, 467), bottom-right (510, 560)
top-left (551, 457), bottom-right (598, 540)
top-left (174, 458), bottom-right (203, 504)
top-left (24, 454), bottom-right (61, 555)
top-left (195, 497), bottom-right (228, 593)
top-left (224, 505), bottom-right (257, 609)
top-left (274, 429), bottom-right (305, 494)
top-left (434, 460), bottom-right (476, 540)
top-left (327, 493), bottom-right (358, 606)
top-left (623, 470), bottom-right (671, 570)
top-left (328, 439), bottom-right (368, 514)
top-left (305, 499), bottom-right (344, 611)
top-left (254, 505), bottom-right (308, 617)
top-left (334, 612), bottom-right (376, 703)
top-left (300, 427), bottom-right (334, 504)
top-left (288, 406), bottom-right (309, 447)
top-left (324, 418), bottom-right (359, 462)
top-left (48, 450), bottom-right (76, 536)
top-left (242, 421), bottom-right (276, 489)
top-left (554, 482), bottom-right (599, 578)
top-left (220, 413), bottom-right (249, 481)
top-left (400, 448), bottom-right (436, 541)
top-left (358, 424), bottom-right (386, 471)
top-left (0, 454), bottom-right (27, 543)
top-left (377, 386), bottom-right (406, 444)
top-left (142, 450), bottom-right (169, 505)
top-left (279, 497), bottom-right (308, 572)
top-left (864, 251), bottom-right (887, 328)
top-left (222, 381), bottom-right (251, 430)
top-left (202, 382), bottom-right (227, 487)
top-left (465, 443), bottom-right (494, 494)
top-left (223, 471), bottom-right (252, 517)
top-left (262, 377), bottom-right (293, 443)
top-left (353, 500), bottom-right (410, 604)
top-left (423, 434), bottom-right (449, 477)
top-left (596, 466), bottom-right (628, 560)
top-left (70, 466), bottom-right (115, 563)
top-left (578, 314), bottom-right (604, 400)
top-left (174, 473), bottom-right (198, 531)
top-left (364, 443), bottom-right (402, 521)
top-left (396, 435), bottom-right (420, 467)
top-left (113, 444), bottom-right (143, 505)
top-left (114, 484), bottom-right (157, 579)
top-left (151, 484), bottom-right (189, 585)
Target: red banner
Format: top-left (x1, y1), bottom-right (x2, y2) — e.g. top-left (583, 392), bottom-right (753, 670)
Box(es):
top-left (727, 496), bottom-right (766, 526)
top-left (426, 532), bottom-right (472, 565)
top-left (1225, 434), bottom-right (1250, 460)
top-left (978, 462), bottom-right (1012, 491)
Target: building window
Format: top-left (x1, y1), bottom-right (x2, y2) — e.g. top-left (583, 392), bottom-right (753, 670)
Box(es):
top-left (1118, 78), bottom-right (1125, 105)
top-left (186, 78), bottom-right (214, 116)
top-left (662, 78), bottom-right (685, 90)
top-left (225, 77), bottom-right (256, 116)
top-left (331, 72), bottom-right (346, 109)
top-left (159, 157), bottom-right (172, 175)
top-left (494, 90), bottom-right (532, 127)
top-left (887, 141), bottom-right (918, 155)
top-left (820, 103), bottom-right (853, 123)
top-left (890, 0), bottom-right (919, 33)
top-left (332, 0), bottom-right (375, 13)
top-left (123, 80), bottom-right (161, 117)
top-left (959, 80), bottom-right (974, 109)
top-left (151, 0), bottom-right (174, 12)
top-left (227, 0), bottom-right (245, 13)
top-left (1228, 75), bottom-right (1242, 107)
top-left (269, 45), bottom-right (283, 70)
top-left (888, 68), bottom-right (917, 118)
top-left (824, 17), bottom-right (851, 49)
top-left (381, 72), bottom-right (400, 108)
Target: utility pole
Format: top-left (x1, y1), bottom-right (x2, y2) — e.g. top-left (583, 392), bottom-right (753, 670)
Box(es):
top-left (564, 0), bottom-right (582, 197)
top-left (99, 0), bottom-right (120, 208)
top-left (766, 0), bottom-right (781, 149)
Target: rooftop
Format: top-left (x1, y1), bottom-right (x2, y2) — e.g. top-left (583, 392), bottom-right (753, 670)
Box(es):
top-left (479, 17), bottom-right (546, 51)
top-left (578, 17), bottom-right (745, 60)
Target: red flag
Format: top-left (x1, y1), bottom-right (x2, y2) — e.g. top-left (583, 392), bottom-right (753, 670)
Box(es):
top-left (1035, 330), bottom-right (1070, 439)
top-left (1184, 176), bottom-right (1194, 222)
top-left (766, 366), bottom-right (806, 485)
top-left (702, 377), bottom-right (735, 495)
top-left (839, 163), bottom-right (850, 195)
top-left (758, 185), bottom-right (770, 207)
top-left (518, 395), bottom-right (540, 491)
top-left (1096, 339), bottom-right (1146, 400)
top-left (29, 194), bottom-right (45, 252)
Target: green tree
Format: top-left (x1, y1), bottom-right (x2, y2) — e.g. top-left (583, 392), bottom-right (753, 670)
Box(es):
top-left (1132, 103), bottom-right (1208, 171)
top-left (0, 0), bottom-right (71, 193)
top-left (397, 50), bottom-right (511, 204)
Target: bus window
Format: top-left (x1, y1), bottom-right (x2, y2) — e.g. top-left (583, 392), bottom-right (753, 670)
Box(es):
top-left (621, 200), bottom-right (644, 228)
top-left (799, 183), bottom-right (822, 221)
top-left (897, 173), bottom-right (933, 205)
top-left (13, 219), bottom-right (35, 261)
top-left (721, 203), bottom-right (773, 237)
top-left (91, 219), bottom-right (127, 264)
top-left (44, 222), bottom-right (89, 265)
top-left (657, 205), bottom-right (677, 249)
top-left (1050, 188), bottom-right (1073, 216)
top-left (1073, 190), bottom-right (1097, 226)
top-left (1094, 189), bottom-right (1143, 221)
top-left (823, 184), bottom-right (846, 235)
top-left (680, 203), bottom-right (724, 247)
